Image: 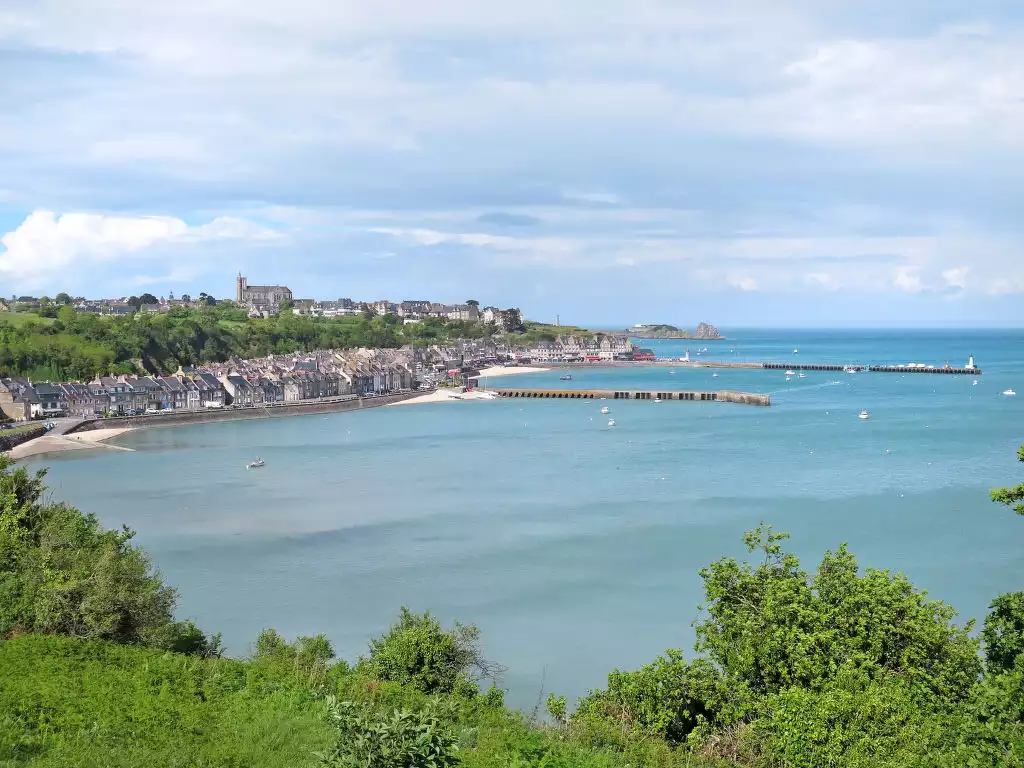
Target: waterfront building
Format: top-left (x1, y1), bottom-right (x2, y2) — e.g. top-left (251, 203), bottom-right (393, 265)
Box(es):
top-left (32, 382), bottom-right (67, 417)
top-left (0, 378), bottom-right (35, 421)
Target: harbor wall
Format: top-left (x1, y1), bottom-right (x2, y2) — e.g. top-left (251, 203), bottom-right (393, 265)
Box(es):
top-left (66, 392), bottom-right (418, 433)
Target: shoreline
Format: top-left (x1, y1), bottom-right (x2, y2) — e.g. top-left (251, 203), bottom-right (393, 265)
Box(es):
top-left (8, 427), bottom-right (136, 460)
top-left (10, 392), bottom-right (417, 460)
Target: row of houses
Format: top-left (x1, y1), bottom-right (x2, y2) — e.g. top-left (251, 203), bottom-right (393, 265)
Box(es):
top-left (524, 334), bottom-right (635, 362)
top-left (0, 349), bottom-right (419, 422)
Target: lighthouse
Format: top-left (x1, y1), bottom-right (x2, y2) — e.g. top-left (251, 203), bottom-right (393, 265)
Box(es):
top-left (966, 354), bottom-right (976, 370)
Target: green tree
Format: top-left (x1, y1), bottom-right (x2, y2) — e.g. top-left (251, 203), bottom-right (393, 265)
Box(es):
top-left (694, 525), bottom-right (980, 703)
top-left (54, 292), bottom-right (72, 305)
top-left (0, 456), bottom-right (213, 654)
top-left (138, 293), bottom-right (158, 306)
top-left (279, 298), bottom-right (294, 312)
top-left (992, 445), bottom-right (1024, 515)
top-left (983, 592), bottom-right (1024, 673)
top-left (362, 608), bottom-right (501, 696)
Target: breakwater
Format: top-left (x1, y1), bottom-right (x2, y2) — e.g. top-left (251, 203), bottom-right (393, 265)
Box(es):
top-left (66, 392), bottom-right (418, 433)
top-left (490, 388), bottom-right (770, 406)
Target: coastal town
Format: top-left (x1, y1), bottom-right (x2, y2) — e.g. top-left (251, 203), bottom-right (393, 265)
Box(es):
top-left (0, 275), bottom-right (725, 424)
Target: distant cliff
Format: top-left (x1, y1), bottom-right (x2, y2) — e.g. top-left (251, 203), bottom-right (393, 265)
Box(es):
top-left (629, 322), bottom-right (724, 340)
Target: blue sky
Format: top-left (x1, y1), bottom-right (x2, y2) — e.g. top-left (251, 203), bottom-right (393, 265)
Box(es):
top-left (1, 1), bottom-right (1023, 327)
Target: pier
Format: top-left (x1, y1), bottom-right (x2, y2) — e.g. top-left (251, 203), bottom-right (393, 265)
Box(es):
top-left (489, 388), bottom-right (770, 406)
top-left (689, 361), bottom-right (981, 375)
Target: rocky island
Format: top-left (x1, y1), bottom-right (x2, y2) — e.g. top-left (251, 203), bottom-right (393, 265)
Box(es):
top-left (629, 322), bottom-right (723, 340)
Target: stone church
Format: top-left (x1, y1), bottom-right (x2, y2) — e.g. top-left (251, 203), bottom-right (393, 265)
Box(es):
top-left (236, 274), bottom-right (292, 315)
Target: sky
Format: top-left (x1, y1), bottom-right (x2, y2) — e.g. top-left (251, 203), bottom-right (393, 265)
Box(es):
top-left (1, 1), bottom-right (1023, 327)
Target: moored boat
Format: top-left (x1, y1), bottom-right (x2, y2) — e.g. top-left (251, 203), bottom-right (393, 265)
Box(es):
top-left (247, 457), bottom-right (265, 469)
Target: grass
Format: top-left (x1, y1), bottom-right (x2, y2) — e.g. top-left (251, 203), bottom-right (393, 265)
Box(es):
top-left (0, 635), bottom-right (723, 768)
top-left (0, 313), bottom-right (54, 329)
top-left (0, 636), bottom-right (333, 768)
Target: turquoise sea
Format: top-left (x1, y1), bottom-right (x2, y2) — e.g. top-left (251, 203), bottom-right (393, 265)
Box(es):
top-left (27, 329), bottom-right (1024, 709)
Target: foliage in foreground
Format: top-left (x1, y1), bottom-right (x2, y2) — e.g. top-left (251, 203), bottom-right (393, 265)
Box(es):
top-left (0, 455), bottom-right (215, 654)
top-left (2, 446), bottom-right (1024, 767)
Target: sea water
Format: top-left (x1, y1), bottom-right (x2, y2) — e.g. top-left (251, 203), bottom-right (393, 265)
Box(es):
top-left (28, 329), bottom-right (1024, 708)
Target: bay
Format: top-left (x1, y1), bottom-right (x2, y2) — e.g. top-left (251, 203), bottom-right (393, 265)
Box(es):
top-left (27, 329), bottom-right (1024, 709)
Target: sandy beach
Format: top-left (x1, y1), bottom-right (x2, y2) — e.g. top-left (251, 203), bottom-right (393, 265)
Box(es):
top-left (473, 365), bottom-right (549, 378)
top-left (8, 427), bottom-right (136, 460)
top-left (390, 389), bottom-right (503, 406)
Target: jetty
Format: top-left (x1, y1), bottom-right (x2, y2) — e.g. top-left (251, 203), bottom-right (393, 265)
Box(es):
top-left (487, 388), bottom-right (770, 406)
top-left (681, 361), bottom-right (981, 375)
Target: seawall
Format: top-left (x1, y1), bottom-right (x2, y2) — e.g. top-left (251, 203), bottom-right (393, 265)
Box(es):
top-left (66, 392), bottom-right (418, 434)
top-left (0, 424), bottom-right (47, 452)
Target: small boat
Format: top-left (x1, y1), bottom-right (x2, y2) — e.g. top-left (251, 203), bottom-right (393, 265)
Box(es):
top-left (600, 406), bottom-right (610, 414)
top-left (859, 411), bottom-right (870, 420)
top-left (559, 374), bottom-right (573, 381)
top-left (785, 370), bottom-right (796, 376)
top-left (793, 348), bottom-right (799, 354)
top-left (669, 369), bottom-right (676, 374)
top-left (973, 380), bottom-right (978, 386)
top-left (247, 458), bottom-right (265, 469)
top-left (785, 376), bottom-right (791, 382)
top-left (1004, 389), bottom-right (1017, 397)
top-left (798, 373), bottom-right (807, 378)
top-left (712, 372), bottom-right (718, 378)
top-left (607, 418), bottom-right (616, 427)
top-left (653, 398), bottom-right (662, 403)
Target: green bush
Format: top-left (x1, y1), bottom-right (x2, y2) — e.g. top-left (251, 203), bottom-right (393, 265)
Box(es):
top-left (0, 457), bottom-right (213, 653)
top-left (983, 592), bottom-right (1024, 674)
top-left (362, 607), bottom-right (502, 696)
top-left (318, 698), bottom-right (459, 768)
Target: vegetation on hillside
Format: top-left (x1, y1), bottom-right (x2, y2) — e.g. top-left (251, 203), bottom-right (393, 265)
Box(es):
top-left (0, 305), bottom-right (502, 381)
top-left (503, 321), bottom-right (596, 346)
top-left (1, 448), bottom-right (1023, 766)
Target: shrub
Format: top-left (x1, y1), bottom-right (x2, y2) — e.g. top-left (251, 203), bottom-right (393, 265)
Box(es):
top-left (363, 608), bottom-right (502, 696)
top-left (318, 698), bottom-right (459, 768)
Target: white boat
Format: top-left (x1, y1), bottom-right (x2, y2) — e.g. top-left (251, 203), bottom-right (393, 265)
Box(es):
top-left (973, 380), bottom-right (978, 386)
top-left (1004, 389), bottom-right (1017, 396)
top-left (793, 348), bottom-right (799, 354)
top-left (712, 372), bottom-right (718, 378)
top-left (785, 370), bottom-right (796, 376)
top-left (653, 398), bottom-right (662, 403)
top-left (607, 418), bottom-right (616, 427)
top-left (859, 411), bottom-right (869, 420)
top-left (600, 406), bottom-right (610, 414)
top-left (785, 376), bottom-right (791, 382)
top-left (798, 373), bottom-right (807, 378)
top-left (247, 458), bottom-right (265, 469)
top-left (669, 370), bottom-right (676, 375)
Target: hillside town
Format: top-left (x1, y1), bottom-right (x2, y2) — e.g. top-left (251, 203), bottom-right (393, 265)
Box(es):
top-left (0, 274), bottom-right (685, 422)
top-left (0, 330), bottom-right (646, 422)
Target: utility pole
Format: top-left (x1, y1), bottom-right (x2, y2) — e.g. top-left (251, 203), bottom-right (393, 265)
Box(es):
top-left (556, 314), bottom-right (560, 327)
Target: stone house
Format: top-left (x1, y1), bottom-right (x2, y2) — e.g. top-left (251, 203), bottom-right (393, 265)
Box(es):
top-left (32, 382), bottom-right (67, 417)
top-left (0, 378), bottom-right (34, 421)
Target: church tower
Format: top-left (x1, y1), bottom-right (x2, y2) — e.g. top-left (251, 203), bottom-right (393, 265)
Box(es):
top-left (236, 273), bottom-right (247, 303)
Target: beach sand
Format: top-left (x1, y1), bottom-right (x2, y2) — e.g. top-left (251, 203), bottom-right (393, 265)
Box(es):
top-left (474, 365), bottom-right (550, 378)
top-left (7, 427), bottom-right (135, 460)
top-left (390, 390), bottom-right (502, 406)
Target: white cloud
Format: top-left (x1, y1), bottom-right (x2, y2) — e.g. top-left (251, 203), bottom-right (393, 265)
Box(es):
top-left (942, 266), bottom-right (969, 289)
top-left (893, 265), bottom-right (924, 293)
top-left (0, 210), bottom-right (281, 288)
top-left (728, 274), bottom-right (759, 292)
